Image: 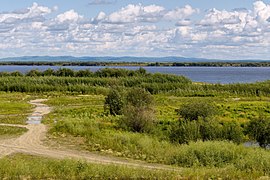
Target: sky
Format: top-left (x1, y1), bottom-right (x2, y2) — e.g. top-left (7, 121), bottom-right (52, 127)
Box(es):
top-left (0, 0), bottom-right (270, 59)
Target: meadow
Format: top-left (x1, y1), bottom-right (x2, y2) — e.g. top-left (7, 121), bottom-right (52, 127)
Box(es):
top-left (0, 68), bottom-right (269, 179)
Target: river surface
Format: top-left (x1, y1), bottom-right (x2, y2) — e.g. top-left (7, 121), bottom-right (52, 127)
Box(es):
top-left (0, 65), bottom-right (270, 84)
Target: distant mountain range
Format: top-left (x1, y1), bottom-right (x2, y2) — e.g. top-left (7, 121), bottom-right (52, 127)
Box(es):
top-left (0, 56), bottom-right (268, 62)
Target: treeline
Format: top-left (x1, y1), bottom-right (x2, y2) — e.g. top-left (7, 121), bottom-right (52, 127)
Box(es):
top-left (0, 61), bottom-right (144, 66)
top-left (170, 62), bottom-right (270, 67)
top-left (0, 68), bottom-right (152, 78)
top-left (1, 61), bottom-right (270, 67)
top-left (0, 68), bottom-right (269, 96)
top-left (0, 68), bottom-right (191, 94)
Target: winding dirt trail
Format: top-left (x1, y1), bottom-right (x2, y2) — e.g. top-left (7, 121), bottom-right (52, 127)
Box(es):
top-left (0, 99), bottom-right (180, 171)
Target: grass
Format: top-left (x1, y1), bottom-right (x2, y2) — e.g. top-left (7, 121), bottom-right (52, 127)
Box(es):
top-left (43, 94), bottom-right (270, 178)
top-left (0, 154), bottom-right (180, 179)
top-left (0, 154), bottom-right (268, 179)
top-left (0, 126), bottom-right (27, 138)
top-left (0, 92), bottom-right (32, 124)
top-left (0, 115), bottom-right (29, 125)
top-left (155, 95), bottom-right (270, 122)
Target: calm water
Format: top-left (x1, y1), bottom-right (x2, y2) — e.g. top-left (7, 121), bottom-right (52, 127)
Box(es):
top-left (1, 65), bottom-right (270, 84)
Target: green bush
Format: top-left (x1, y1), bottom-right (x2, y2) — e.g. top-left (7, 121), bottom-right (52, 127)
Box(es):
top-left (126, 88), bottom-right (153, 107)
top-left (246, 117), bottom-right (270, 148)
top-left (170, 141), bottom-right (270, 173)
top-left (177, 100), bottom-right (217, 121)
top-left (119, 88), bottom-right (156, 133)
top-left (170, 118), bottom-right (244, 144)
top-left (120, 105), bottom-right (156, 133)
top-left (104, 88), bottom-right (124, 116)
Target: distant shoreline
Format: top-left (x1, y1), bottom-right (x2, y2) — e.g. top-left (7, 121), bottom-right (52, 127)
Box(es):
top-left (0, 61), bottom-right (270, 67)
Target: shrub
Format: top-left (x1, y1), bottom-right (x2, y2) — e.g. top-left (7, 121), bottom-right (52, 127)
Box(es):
top-left (104, 88), bottom-right (124, 116)
top-left (26, 69), bottom-right (42, 76)
top-left (120, 105), bottom-right (156, 132)
top-left (120, 88), bottom-right (156, 133)
top-left (170, 118), bottom-right (244, 144)
top-left (126, 88), bottom-right (153, 107)
top-left (246, 117), bottom-right (270, 148)
top-left (177, 100), bottom-right (217, 121)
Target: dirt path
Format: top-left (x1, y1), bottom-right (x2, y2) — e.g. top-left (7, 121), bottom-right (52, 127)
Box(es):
top-left (0, 99), bottom-right (180, 172)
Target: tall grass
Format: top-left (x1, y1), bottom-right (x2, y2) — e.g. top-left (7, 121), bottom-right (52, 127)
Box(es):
top-left (0, 154), bottom-right (180, 179)
top-left (0, 126), bottom-right (27, 137)
top-left (1, 153), bottom-right (267, 179)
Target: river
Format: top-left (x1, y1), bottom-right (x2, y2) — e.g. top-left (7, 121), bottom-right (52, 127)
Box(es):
top-left (0, 65), bottom-right (269, 84)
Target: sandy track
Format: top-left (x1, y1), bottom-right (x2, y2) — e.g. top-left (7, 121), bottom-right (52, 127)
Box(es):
top-left (0, 99), bottom-right (180, 171)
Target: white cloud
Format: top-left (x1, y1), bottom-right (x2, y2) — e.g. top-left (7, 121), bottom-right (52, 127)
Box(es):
top-left (88, 0), bottom-right (116, 5)
top-left (164, 5), bottom-right (199, 21)
top-left (1, 2), bottom-right (270, 59)
top-left (175, 19), bottom-right (192, 26)
top-left (56, 10), bottom-right (82, 23)
top-left (92, 4), bottom-right (197, 24)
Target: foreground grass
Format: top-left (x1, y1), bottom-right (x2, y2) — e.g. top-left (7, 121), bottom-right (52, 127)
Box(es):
top-left (0, 154), bottom-right (268, 179)
top-left (0, 154), bottom-right (179, 179)
top-left (0, 126), bottom-right (27, 138)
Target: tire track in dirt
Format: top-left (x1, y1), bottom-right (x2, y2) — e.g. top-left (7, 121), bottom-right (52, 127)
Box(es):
top-left (0, 99), bottom-right (180, 172)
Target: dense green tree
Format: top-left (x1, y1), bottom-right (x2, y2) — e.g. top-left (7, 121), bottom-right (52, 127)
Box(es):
top-left (120, 88), bottom-right (155, 133)
top-left (126, 88), bottom-right (153, 107)
top-left (104, 88), bottom-right (124, 116)
top-left (10, 71), bottom-right (23, 77)
top-left (121, 105), bottom-right (155, 133)
top-left (43, 68), bottom-right (55, 76)
top-left (26, 69), bottom-right (42, 77)
top-left (55, 68), bottom-right (75, 77)
top-left (75, 69), bottom-right (93, 77)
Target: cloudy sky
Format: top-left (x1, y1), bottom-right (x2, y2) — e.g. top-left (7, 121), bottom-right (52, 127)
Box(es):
top-left (1, 0), bottom-right (270, 60)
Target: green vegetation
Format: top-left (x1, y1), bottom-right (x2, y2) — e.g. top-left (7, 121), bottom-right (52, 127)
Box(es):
top-left (246, 117), bottom-right (270, 148)
top-left (0, 126), bottom-right (27, 138)
top-left (1, 154), bottom-right (269, 179)
top-left (0, 68), bottom-right (269, 97)
top-left (0, 154), bottom-right (180, 179)
top-left (0, 68), bottom-right (269, 178)
top-left (0, 93), bottom-right (31, 124)
top-left (104, 88), bottom-right (124, 116)
top-left (44, 93), bottom-right (270, 176)
top-left (176, 100), bottom-right (217, 121)
top-left (170, 118), bottom-right (244, 144)
top-left (120, 88), bottom-right (155, 133)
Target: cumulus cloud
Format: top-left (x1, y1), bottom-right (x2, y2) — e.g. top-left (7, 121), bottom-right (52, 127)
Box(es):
top-left (55, 10), bottom-right (83, 23)
top-left (91, 4), bottom-right (197, 24)
top-left (164, 5), bottom-right (199, 21)
top-left (88, 0), bottom-right (117, 5)
top-left (1, 1), bottom-right (270, 59)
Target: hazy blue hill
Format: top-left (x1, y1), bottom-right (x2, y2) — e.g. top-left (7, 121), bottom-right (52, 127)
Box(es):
top-left (0, 56), bottom-right (268, 62)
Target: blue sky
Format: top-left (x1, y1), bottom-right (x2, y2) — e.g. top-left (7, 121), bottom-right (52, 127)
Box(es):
top-left (0, 0), bottom-right (270, 59)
